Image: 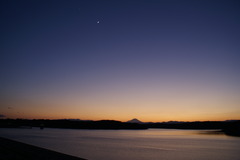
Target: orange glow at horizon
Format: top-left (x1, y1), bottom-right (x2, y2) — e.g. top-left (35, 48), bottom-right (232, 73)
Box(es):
top-left (1, 65), bottom-right (239, 122)
top-left (1, 89), bottom-right (240, 122)
top-left (2, 110), bottom-right (240, 122)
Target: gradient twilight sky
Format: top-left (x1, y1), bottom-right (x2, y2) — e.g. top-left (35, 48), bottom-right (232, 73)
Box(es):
top-left (1, 0), bottom-right (240, 122)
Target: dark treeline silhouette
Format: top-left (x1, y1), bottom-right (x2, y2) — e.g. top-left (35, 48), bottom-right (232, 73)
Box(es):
top-left (145, 121), bottom-right (229, 129)
top-left (0, 119), bottom-right (147, 130)
top-left (144, 120), bottom-right (240, 136)
top-left (0, 119), bottom-right (239, 136)
top-left (221, 121), bottom-right (240, 137)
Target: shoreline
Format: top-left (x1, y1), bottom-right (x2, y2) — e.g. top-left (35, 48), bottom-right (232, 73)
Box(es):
top-left (0, 137), bottom-right (86, 160)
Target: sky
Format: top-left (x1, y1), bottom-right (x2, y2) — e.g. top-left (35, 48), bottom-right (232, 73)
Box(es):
top-left (1, 0), bottom-right (240, 122)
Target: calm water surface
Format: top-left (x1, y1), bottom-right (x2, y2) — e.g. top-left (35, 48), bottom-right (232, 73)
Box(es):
top-left (0, 128), bottom-right (239, 160)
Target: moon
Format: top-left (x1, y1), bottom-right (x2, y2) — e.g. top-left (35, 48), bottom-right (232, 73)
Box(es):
top-left (97, 21), bottom-right (100, 24)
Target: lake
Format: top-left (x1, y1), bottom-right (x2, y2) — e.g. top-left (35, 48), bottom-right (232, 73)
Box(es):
top-left (0, 128), bottom-right (239, 160)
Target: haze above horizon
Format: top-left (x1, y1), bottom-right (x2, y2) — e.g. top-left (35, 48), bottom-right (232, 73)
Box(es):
top-left (1, 0), bottom-right (240, 122)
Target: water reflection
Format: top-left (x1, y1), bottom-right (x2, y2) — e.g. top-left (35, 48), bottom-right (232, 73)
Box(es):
top-left (198, 130), bottom-right (225, 135)
top-left (0, 128), bottom-right (239, 160)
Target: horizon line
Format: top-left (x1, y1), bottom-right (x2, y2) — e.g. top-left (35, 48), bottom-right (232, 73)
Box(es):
top-left (1, 118), bottom-right (239, 123)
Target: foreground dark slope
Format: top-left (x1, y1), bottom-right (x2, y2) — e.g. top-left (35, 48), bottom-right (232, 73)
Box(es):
top-left (0, 137), bottom-right (86, 160)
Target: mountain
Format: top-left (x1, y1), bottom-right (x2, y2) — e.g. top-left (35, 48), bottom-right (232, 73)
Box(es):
top-left (127, 118), bottom-right (143, 124)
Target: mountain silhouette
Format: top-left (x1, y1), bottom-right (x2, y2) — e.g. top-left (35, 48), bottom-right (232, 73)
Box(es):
top-left (127, 118), bottom-right (143, 124)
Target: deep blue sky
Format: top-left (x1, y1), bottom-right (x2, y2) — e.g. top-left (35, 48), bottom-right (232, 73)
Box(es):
top-left (1, 0), bottom-right (240, 121)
